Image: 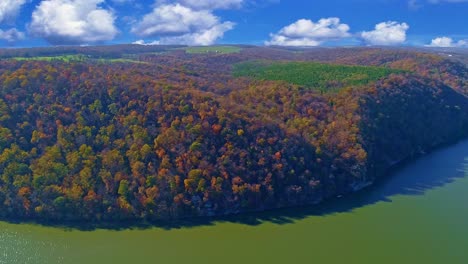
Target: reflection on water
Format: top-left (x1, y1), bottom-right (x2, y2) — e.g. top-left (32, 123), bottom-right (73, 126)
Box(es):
top-left (333, 139), bottom-right (468, 207)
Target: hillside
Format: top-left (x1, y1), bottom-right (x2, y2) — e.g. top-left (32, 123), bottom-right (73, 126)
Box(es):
top-left (0, 46), bottom-right (467, 223)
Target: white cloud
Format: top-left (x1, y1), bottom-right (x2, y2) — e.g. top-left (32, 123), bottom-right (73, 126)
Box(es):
top-left (427, 36), bottom-right (468, 47)
top-left (409, 0), bottom-right (468, 8)
top-left (428, 37), bottom-right (453, 47)
top-left (0, 0), bottom-right (27, 23)
top-left (158, 0), bottom-right (244, 10)
top-left (427, 0), bottom-right (468, 3)
top-left (265, 18), bottom-right (351, 46)
top-left (131, 4), bottom-right (235, 45)
top-left (0, 28), bottom-right (25, 43)
top-left (361, 21), bottom-right (409, 46)
top-left (457, 40), bottom-right (467, 46)
top-left (132, 4), bottom-right (219, 36)
top-left (29, 0), bottom-right (118, 45)
top-left (111, 0), bottom-right (132, 3)
top-left (132, 39), bottom-right (146, 45)
top-left (156, 22), bottom-right (234, 45)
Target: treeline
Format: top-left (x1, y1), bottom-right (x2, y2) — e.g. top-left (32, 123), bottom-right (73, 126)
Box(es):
top-left (0, 44), bottom-right (184, 59)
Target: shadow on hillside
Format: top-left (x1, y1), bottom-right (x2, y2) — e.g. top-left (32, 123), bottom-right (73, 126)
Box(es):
top-left (5, 140), bottom-right (468, 231)
top-left (144, 138), bottom-right (468, 230)
top-left (222, 139), bottom-right (468, 225)
top-left (211, 139), bottom-right (468, 227)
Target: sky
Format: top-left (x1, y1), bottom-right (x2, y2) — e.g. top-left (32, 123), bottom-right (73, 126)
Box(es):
top-left (0, 0), bottom-right (467, 48)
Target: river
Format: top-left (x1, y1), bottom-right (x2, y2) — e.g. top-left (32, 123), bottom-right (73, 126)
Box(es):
top-left (1, 140), bottom-right (467, 264)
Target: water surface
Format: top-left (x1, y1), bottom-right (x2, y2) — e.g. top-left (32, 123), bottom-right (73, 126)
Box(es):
top-left (1, 140), bottom-right (467, 264)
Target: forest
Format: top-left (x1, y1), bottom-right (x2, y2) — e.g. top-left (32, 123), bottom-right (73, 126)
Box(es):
top-left (0, 45), bottom-right (467, 223)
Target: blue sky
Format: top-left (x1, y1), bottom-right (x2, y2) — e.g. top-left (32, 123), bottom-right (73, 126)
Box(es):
top-left (0, 0), bottom-right (467, 48)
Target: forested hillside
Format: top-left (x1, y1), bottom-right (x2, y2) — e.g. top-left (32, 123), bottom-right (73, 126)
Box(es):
top-left (0, 46), bottom-right (466, 223)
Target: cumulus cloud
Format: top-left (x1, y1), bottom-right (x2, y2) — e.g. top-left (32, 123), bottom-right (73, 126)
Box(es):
top-left (156, 22), bottom-right (234, 45)
top-left (361, 21), bottom-right (409, 46)
top-left (157, 0), bottom-right (244, 10)
top-left (265, 18), bottom-right (351, 46)
top-left (131, 3), bottom-right (235, 45)
top-left (0, 28), bottom-right (25, 43)
top-left (29, 0), bottom-right (118, 45)
top-left (132, 39), bottom-right (146, 45)
top-left (0, 0), bottom-right (27, 23)
top-left (427, 36), bottom-right (468, 47)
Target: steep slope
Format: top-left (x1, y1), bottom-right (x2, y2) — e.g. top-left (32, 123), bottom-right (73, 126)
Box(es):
top-left (361, 75), bottom-right (468, 181)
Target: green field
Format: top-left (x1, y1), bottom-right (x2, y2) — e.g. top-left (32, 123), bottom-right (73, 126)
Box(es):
top-left (8, 55), bottom-right (145, 64)
top-left (233, 60), bottom-right (402, 92)
top-left (10, 54), bottom-right (88, 62)
top-left (184, 46), bottom-right (242, 54)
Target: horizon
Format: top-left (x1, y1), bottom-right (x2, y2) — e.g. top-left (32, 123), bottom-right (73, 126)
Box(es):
top-left (0, 44), bottom-right (467, 53)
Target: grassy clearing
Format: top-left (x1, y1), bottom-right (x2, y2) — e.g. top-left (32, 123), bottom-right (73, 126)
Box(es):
top-left (233, 60), bottom-right (402, 92)
top-left (11, 55), bottom-right (88, 62)
top-left (9, 55), bottom-right (145, 64)
top-left (184, 46), bottom-right (242, 54)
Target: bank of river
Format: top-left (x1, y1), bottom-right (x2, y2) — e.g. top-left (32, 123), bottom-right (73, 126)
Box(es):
top-left (1, 140), bottom-right (467, 264)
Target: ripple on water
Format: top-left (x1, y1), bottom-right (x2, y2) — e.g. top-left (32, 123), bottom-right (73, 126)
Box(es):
top-left (0, 229), bottom-right (66, 264)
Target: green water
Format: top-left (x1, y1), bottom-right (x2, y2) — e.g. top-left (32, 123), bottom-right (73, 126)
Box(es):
top-left (1, 140), bottom-right (468, 264)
